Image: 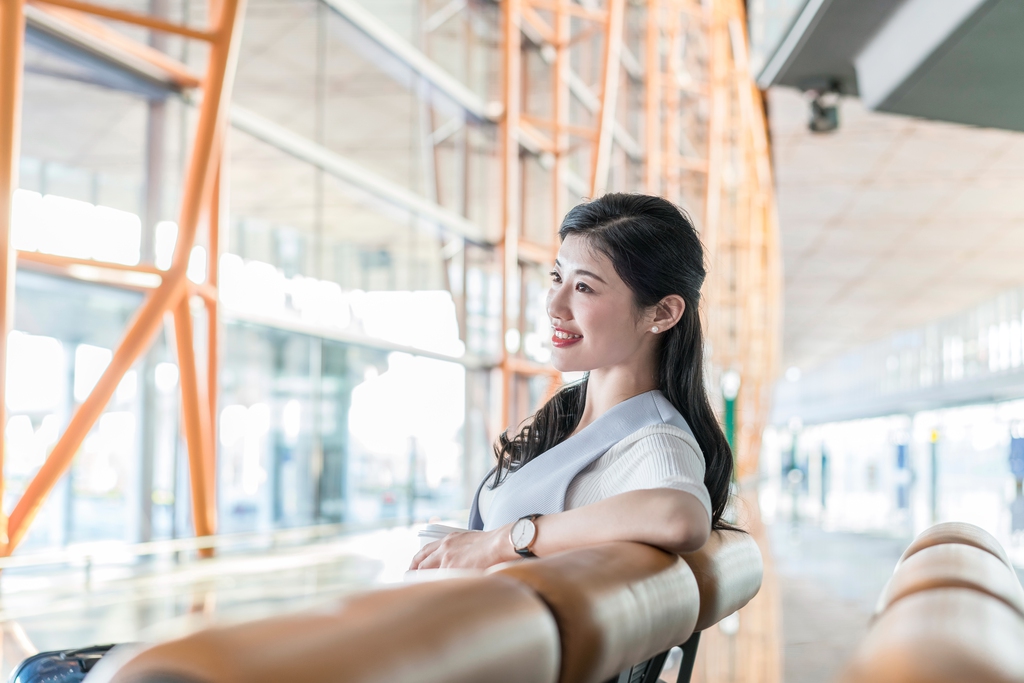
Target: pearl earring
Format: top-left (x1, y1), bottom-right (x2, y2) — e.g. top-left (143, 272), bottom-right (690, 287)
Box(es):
top-left (651, 326), bottom-right (659, 333)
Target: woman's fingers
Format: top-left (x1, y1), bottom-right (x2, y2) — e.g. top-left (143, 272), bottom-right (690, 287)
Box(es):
top-left (409, 539), bottom-right (442, 570)
top-left (409, 530), bottom-right (496, 570)
top-left (417, 547), bottom-right (443, 570)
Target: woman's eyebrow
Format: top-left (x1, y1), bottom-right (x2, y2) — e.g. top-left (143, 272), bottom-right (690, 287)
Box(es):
top-left (554, 260), bottom-right (607, 285)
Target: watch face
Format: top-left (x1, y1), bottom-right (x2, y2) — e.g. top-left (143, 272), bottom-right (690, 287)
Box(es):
top-left (511, 518), bottom-right (536, 549)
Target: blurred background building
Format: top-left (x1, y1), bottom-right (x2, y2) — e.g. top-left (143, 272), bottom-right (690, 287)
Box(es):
top-left (2, 0), bottom-right (782, 555)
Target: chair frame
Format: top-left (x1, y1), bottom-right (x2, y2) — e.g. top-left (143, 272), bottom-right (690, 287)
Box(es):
top-left (608, 631), bottom-right (702, 683)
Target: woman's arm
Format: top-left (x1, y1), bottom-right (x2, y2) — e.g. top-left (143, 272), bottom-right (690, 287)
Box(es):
top-left (409, 488), bottom-right (709, 570)
top-left (532, 487), bottom-right (710, 555)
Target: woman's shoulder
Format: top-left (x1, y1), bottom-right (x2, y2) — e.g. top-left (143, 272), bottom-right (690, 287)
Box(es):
top-left (611, 422), bottom-right (703, 458)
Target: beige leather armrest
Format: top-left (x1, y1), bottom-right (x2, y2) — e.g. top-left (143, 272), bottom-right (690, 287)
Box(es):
top-left (876, 543), bottom-right (1024, 617)
top-left (679, 529), bottom-right (763, 631)
top-left (97, 576), bottom-right (560, 683)
top-left (898, 521), bottom-right (1012, 569)
top-left (495, 542), bottom-right (699, 683)
top-left (840, 588), bottom-right (1024, 683)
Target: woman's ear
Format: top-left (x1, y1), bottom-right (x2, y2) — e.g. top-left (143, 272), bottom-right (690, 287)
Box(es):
top-left (650, 295), bottom-right (685, 333)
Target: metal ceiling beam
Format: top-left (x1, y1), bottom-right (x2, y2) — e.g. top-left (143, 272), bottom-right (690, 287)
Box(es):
top-left (228, 309), bottom-right (489, 369)
top-left (755, 0), bottom-right (829, 90)
top-left (322, 0), bottom-right (502, 124)
top-left (329, 0), bottom-right (640, 171)
top-left (22, 6), bottom-right (487, 248)
top-left (227, 103), bottom-right (490, 246)
top-left (855, 0), bottom-right (988, 110)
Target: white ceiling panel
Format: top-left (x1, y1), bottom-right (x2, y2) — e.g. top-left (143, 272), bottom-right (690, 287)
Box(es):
top-left (770, 86), bottom-right (1024, 372)
top-left (800, 224), bottom-right (906, 256)
top-left (898, 223), bottom-right (1006, 251)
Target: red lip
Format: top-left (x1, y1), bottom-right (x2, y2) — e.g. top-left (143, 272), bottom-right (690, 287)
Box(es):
top-left (551, 327), bottom-right (583, 348)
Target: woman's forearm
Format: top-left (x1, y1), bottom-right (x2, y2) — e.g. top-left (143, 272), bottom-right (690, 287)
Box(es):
top-left (525, 488), bottom-right (710, 558)
top-left (411, 489), bottom-right (710, 570)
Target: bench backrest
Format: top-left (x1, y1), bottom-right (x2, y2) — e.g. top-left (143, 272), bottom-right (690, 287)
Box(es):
top-left (840, 522), bottom-right (1024, 683)
top-left (494, 542), bottom-right (700, 683)
top-left (89, 531), bottom-right (763, 683)
top-left (91, 575), bottom-right (561, 683)
top-left (680, 529), bottom-right (763, 631)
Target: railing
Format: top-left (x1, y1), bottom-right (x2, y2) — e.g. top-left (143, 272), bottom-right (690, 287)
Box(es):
top-left (839, 522), bottom-right (1024, 683)
top-left (79, 529), bottom-right (763, 683)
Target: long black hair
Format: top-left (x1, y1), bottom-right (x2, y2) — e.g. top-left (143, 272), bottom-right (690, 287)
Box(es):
top-left (491, 193), bottom-right (734, 529)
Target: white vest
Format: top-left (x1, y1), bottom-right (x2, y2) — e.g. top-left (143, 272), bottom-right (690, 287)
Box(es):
top-left (468, 390), bottom-right (694, 531)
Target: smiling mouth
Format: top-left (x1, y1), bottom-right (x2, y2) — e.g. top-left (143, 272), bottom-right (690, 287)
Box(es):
top-left (551, 328), bottom-right (583, 348)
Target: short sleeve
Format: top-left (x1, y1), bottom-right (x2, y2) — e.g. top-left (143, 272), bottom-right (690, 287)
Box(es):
top-left (601, 425), bottom-right (713, 525)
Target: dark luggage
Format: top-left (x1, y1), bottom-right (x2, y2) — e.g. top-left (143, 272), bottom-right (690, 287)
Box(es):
top-left (9, 644), bottom-right (116, 683)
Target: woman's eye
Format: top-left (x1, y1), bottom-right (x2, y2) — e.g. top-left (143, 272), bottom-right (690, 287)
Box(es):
top-left (550, 270), bottom-right (561, 282)
top-left (575, 282), bottom-right (592, 293)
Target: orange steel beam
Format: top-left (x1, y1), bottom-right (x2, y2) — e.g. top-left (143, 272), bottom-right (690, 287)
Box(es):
top-left (644, 0), bottom-right (661, 195)
top-left (32, 4), bottom-right (202, 89)
top-left (15, 256), bottom-right (163, 293)
top-left (516, 240), bottom-right (553, 266)
top-left (666, 7), bottom-right (681, 202)
top-left (173, 293), bottom-right (215, 543)
top-left (702, 1), bottom-right (726, 267)
top-left (589, 0), bottom-right (624, 196)
top-left (551, 0), bottom-right (569, 227)
top-left (173, 146), bottom-right (223, 553)
top-left (16, 251), bottom-right (163, 276)
top-left (520, 4), bottom-right (554, 44)
top-left (517, 119), bottom-right (557, 154)
top-left (501, 0), bottom-right (628, 428)
top-left (0, 0), bottom-right (27, 552)
top-left (528, 0), bottom-right (607, 21)
top-left (521, 116), bottom-right (598, 141)
top-left (4, 0), bottom-right (246, 553)
top-left (206, 160), bottom-right (221, 482)
top-left (696, 0), bottom-right (780, 480)
top-left (499, 0), bottom-right (522, 428)
top-left (29, 0), bottom-right (215, 40)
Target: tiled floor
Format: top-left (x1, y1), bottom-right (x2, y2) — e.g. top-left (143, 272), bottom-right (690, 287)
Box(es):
top-left (0, 525), bottom-right (425, 679)
top-left (769, 523), bottom-right (911, 683)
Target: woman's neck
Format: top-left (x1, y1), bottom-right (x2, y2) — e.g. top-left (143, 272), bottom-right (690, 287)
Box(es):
top-left (574, 361), bottom-right (659, 435)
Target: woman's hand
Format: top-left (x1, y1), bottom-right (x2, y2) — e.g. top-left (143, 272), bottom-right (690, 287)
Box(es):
top-left (409, 527), bottom-right (518, 570)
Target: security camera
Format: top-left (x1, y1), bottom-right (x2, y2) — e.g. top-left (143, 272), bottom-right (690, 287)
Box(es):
top-left (808, 89), bottom-right (840, 133)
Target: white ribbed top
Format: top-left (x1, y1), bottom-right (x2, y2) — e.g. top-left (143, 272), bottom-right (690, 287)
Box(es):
top-left (477, 423), bottom-right (712, 525)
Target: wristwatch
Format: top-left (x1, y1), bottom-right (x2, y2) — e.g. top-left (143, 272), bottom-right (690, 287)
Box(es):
top-left (510, 514), bottom-right (542, 558)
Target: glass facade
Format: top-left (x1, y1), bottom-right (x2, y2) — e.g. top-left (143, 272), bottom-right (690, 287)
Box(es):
top-left (9, 0), bottom-right (509, 551)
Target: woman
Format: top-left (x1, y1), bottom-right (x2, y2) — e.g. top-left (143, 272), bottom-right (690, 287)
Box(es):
top-left (410, 193), bottom-right (733, 570)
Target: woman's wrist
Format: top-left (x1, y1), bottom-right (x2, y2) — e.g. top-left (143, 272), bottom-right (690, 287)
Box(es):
top-left (497, 522), bottom-right (522, 562)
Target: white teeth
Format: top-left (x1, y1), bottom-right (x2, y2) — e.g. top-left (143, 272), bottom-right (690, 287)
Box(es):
top-left (554, 330), bottom-right (582, 340)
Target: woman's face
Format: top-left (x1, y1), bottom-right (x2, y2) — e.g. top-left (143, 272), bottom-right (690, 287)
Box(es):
top-left (546, 234), bottom-right (650, 373)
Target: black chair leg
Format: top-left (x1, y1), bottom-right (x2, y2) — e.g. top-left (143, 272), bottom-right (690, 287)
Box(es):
top-left (639, 651), bottom-right (670, 683)
top-left (609, 650), bottom-right (669, 683)
top-left (675, 631), bottom-right (701, 683)
top-left (607, 629), bottom-right (702, 683)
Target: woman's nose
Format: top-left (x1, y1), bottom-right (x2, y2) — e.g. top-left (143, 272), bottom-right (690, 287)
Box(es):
top-left (546, 285), bottom-right (568, 321)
